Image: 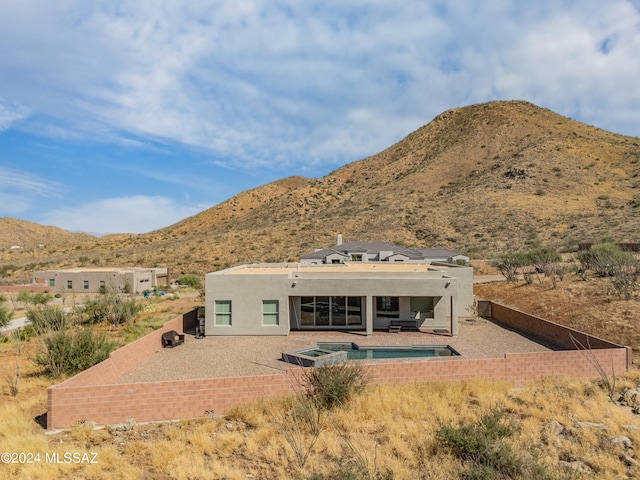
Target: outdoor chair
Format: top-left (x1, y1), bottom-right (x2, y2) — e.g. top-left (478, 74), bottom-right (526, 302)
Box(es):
top-left (162, 330), bottom-right (185, 348)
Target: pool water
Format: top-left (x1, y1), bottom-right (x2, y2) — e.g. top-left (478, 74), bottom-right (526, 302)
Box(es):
top-left (316, 342), bottom-right (459, 360)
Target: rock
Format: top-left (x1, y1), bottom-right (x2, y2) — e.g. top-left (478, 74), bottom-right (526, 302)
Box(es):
top-left (623, 389), bottom-right (640, 406)
top-left (108, 418), bottom-right (137, 434)
top-left (546, 419), bottom-right (565, 437)
top-left (504, 167), bottom-right (528, 179)
top-left (612, 393), bottom-right (624, 404)
top-left (606, 436), bottom-right (633, 450)
top-left (575, 421), bottom-right (608, 430)
top-left (622, 453), bottom-right (640, 467)
top-left (623, 425), bottom-right (640, 431)
top-left (543, 420), bottom-right (565, 447)
top-left (559, 460), bottom-right (593, 475)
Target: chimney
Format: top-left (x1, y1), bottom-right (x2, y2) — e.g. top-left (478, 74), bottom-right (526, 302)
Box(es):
top-left (337, 234), bottom-right (343, 245)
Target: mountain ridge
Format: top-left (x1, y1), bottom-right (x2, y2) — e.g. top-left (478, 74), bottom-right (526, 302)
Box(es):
top-left (1, 100), bottom-right (639, 282)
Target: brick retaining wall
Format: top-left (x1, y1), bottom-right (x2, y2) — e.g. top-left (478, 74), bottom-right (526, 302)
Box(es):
top-left (47, 305), bottom-right (630, 430)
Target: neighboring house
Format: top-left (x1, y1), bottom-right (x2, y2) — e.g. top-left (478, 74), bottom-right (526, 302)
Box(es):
top-left (300, 238), bottom-right (469, 265)
top-left (205, 262), bottom-right (473, 336)
top-left (32, 267), bottom-right (168, 294)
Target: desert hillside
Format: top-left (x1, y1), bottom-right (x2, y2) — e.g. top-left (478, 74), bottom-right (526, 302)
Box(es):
top-left (1, 100), bottom-right (639, 283)
top-left (0, 217), bottom-right (94, 251)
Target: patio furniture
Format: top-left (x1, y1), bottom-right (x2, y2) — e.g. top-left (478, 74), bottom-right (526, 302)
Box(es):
top-left (162, 330), bottom-right (185, 348)
top-left (388, 320), bottom-right (419, 332)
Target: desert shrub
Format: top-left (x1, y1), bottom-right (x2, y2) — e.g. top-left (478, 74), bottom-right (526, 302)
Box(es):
top-left (437, 410), bottom-right (521, 479)
top-left (0, 294), bottom-right (12, 328)
top-left (577, 242), bottom-right (629, 277)
top-left (26, 305), bottom-right (66, 334)
top-left (302, 362), bottom-right (369, 410)
top-left (305, 457), bottom-right (393, 480)
top-left (436, 410), bottom-right (565, 480)
top-left (577, 242), bottom-right (639, 299)
top-left (263, 393), bottom-right (325, 469)
top-left (31, 292), bottom-right (53, 305)
top-left (34, 327), bottom-right (118, 378)
top-left (176, 274), bottom-right (202, 290)
top-left (78, 293), bottom-right (143, 327)
top-left (16, 325), bottom-right (36, 341)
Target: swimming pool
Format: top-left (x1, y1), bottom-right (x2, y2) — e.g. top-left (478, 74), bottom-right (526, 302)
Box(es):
top-left (317, 342), bottom-right (460, 360)
top-left (281, 342), bottom-right (459, 367)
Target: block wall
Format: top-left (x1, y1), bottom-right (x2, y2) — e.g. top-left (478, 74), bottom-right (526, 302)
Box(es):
top-left (0, 285), bottom-right (51, 293)
top-left (488, 301), bottom-right (631, 368)
top-left (48, 348), bottom-right (628, 429)
top-left (47, 306), bottom-right (630, 429)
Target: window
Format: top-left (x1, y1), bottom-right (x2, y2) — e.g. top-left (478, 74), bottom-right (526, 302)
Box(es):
top-left (49, 279), bottom-right (55, 287)
top-left (214, 300), bottom-right (232, 326)
top-left (298, 296), bottom-right (363, 327)
top-left (83, 280), bottom-right (89, 290)
top-left (376, 296), bottom-right (399, 318)
top-left (99, 281), bottom-right (105, 287)
top-left (67, 280), bottom-right (73, 289)
top-left (262, 300), bottom-right (279, 326)
top-left (410, 297), bottom-right (434, 319)
top-left (347, 297), bottom-right (362, 325)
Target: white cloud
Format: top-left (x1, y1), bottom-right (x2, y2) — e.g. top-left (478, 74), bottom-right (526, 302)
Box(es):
top-left (39, 196), bottom-right (207, 234)
top-left (0, 99), bottom-right (29, 131)
top-left (1, 0), bottom-right (639, 175)
top-left (0, 167), bottom-right (62, 216)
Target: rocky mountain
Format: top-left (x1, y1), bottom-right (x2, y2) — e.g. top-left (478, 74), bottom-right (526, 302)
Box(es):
top-left (1, 100), bottom-right (639, 282)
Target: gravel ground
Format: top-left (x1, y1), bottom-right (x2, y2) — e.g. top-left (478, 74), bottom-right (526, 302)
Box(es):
top-left (116, 318), bottom-right (559, 384)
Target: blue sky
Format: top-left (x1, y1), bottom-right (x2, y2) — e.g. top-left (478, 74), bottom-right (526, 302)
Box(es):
top-left (1, 1), bottom-right (639, 234)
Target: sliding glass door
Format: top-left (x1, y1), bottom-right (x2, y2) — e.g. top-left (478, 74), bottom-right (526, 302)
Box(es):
top-left (297, 296), bottom-right (363, 328)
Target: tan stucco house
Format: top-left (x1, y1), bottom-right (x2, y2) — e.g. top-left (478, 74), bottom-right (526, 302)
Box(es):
top-left (205, 261), bottom-right (473, 336)
top-left (32, 267), bottom-right (168, 294)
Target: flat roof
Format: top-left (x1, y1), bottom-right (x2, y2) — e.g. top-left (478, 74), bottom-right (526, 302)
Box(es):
top-left (219, 263), bottom-right (452, 275)
top-left (34, 267), bottom-right (165, 274)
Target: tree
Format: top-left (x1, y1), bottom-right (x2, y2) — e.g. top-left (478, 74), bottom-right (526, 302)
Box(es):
top-left (526, 246), bottom-right (562, 287)
top-left (491, 253), bottom-right (528, 282)
top-left (16, 290), bottom-right (33, 308)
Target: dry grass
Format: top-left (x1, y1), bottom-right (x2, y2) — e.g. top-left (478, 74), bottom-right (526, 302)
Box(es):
top-left (475, 273), bottom-right (640, 364)
top-left (2, 373), bottom-right (639, 479)
top-left (3, 302), bottom-right (640, 480)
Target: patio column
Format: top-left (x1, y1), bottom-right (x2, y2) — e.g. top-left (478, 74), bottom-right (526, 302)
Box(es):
top-left (365, 294), bottom-right (374, 336)
top-left (450, 295), bottom-right (458, 336)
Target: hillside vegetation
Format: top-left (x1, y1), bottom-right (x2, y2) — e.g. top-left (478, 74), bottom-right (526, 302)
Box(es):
top-left (2, 327), bottom-right (640, 479)
top-left (1, 100), bottom-right (639, 285)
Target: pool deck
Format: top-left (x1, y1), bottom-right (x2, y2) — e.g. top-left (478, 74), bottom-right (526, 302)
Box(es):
top-left (116, 318), bottom-right (560, 384)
